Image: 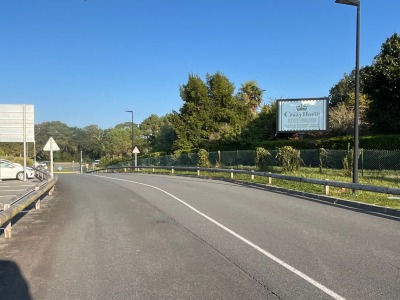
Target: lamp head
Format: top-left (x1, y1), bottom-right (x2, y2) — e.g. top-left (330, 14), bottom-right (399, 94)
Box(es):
top-left (335, 0), bottom-right (359, 6)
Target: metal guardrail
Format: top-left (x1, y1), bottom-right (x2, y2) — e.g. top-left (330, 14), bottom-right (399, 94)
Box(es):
top-left (0, 175), bottom-right (58, 238)
top-left (89, 165), bottom-right (400, 196)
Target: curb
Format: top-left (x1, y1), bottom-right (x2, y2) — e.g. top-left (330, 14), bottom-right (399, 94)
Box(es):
top-left (227, 179), bottom-right (400, 220)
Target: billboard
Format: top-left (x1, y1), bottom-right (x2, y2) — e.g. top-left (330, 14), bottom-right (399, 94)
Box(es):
top-left (276, 98), bottom-right (329, 133)
top-left (0, 104), bottom-right (35, 142)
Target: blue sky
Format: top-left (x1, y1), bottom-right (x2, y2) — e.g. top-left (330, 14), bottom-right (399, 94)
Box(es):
top-left (1, 0), bottom-right (399, 129)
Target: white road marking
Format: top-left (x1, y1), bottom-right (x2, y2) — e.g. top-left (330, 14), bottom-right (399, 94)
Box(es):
top-left (92, 174), bottom-right (346, 300)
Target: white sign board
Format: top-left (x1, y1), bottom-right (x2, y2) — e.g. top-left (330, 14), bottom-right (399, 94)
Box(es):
top-left (0, 104), bottom-right (35, 142)
top-left (43, 137), bottom-right (60, 151)
top-left (277, 98), bottom-right (329, 133)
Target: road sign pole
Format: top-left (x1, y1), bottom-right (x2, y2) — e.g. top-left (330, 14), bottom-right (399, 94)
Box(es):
top-left (135, 153), bottom-right (138, 169)
top-left (50, 150), bottom-right (54, 178)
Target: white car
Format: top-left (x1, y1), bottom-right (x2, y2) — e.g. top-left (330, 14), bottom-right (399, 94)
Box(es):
top-left (0, 160), bottom-right (35, 180)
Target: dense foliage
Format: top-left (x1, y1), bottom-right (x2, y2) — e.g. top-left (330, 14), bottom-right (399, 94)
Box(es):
top-left (1, 34), bottom-right (399, 162)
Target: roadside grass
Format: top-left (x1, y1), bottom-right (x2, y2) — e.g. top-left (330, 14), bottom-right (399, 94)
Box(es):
top-left (134, 166), bottom-right (400, 209)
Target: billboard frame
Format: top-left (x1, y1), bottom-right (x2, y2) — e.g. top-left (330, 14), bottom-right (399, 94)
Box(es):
top-left (276, 97), bottom-right (329, 133)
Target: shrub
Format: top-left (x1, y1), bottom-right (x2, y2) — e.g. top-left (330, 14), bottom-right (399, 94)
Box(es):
top-left (319, 148), bottom-right (328, 174)
top-left (276, 146), bottom-right (302, 172)
top-left (343, 148), bottom-right (353, 177)
top-left (197, 149), bottom-right (211, 168)
top-left (255, 147), bottom-right (271, 171)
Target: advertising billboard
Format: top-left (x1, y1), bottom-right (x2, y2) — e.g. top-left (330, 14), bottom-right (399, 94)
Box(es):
top-left (276, 98), bottom-right (329, 133)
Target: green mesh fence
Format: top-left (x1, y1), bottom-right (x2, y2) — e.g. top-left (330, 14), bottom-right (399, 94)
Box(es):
top-left (138, 149), bottom-right (400, 171)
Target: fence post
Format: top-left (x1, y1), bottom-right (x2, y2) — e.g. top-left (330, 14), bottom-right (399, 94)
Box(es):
top-left (230, 169), bottom-right (234, 179)
top-left (251, 170), bottom-right (254, 180)
top-left (268, 172), bottom-right (272, 184)
top-left (324, 179), bottom-right (330, 196)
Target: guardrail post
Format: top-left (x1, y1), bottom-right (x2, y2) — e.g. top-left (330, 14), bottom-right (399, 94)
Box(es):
top-left (197, 167), bottom-right (200, 176)
top-left (268, 172), bottom-right (272, 184)
top-left (251, 170), bottom-right (254, 180)
top-left (35, 199), bottom-right (41, 209)
top-left (3, 204), bottom-right (11, 238)
top-left (324, 179), bottom-right (330, 195)
top-left (230, 169), bottom-right (234, 179)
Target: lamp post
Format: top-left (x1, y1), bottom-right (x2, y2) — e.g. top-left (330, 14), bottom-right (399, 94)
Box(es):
top-left (335, 0), bottom-right (360, 194)
top-left (125, 110), bottom-right (134, 164)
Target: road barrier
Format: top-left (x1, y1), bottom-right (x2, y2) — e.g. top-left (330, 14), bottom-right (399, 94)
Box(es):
top-left (90, 165), bottom-right (400, 196)
top-left (0, 176), bottom-right (58, 239)
top-left (88, 165), bottom-right (400, 218)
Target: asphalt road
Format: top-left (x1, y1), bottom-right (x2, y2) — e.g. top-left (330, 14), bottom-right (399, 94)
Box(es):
top-left (0, 173), bottom-right (399, 300)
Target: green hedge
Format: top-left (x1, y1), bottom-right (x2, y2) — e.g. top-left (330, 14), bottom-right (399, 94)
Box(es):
top-left (246, 135), bottom-right (400, 151)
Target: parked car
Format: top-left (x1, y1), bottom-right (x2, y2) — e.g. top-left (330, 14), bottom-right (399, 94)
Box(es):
top-left (0, 160), bottom-right (35, 180)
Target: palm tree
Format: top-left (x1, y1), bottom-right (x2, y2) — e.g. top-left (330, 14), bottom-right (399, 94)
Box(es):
top-left (238, 81), bottom-right (265, 116)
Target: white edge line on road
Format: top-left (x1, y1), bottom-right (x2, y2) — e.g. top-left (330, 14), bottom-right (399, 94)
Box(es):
top-left (93, 174), bottom-right (346, 300)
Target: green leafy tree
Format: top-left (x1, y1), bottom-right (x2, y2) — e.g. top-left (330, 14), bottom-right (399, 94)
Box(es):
top-left (35, 121), bottom-right (76, 161)
top-left (328, 69), bottom-right (370, 135)
top-left (104, 124), bottom-right (131, 158)
top-left (173, 72), bottom-right (251, 150)
top-left (173, 74), bottom-right (211, 150)
top-left (240, 101), bottom-right (277, 147)
top-left (363, 33), bottom-right (400, 133)
top-left (81, 125), bottom-right (105, 159)
top-left (152, 114), bottom-right (176, 153)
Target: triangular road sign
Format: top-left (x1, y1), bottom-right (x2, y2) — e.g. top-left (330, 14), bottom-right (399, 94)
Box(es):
top-left (43, 137), bottom-right (60, 151)
top-left (132, 147), bottom-right (140, 154)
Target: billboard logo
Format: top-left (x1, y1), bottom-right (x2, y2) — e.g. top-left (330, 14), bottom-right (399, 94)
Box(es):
top-left (296, 103), bottom-right (307, 111)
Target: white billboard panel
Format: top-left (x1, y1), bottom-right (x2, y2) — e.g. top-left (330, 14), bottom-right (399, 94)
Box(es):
top-left (277, 98), bottom-right (329, 133)
top-left (0, 104), bottom-right (35, 142)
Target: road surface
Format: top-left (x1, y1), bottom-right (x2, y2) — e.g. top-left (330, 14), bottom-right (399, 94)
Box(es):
top-left (0, 173), bottom-right (399, 299)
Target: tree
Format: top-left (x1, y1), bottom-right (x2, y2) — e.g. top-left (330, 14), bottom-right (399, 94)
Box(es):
top-left (328, 68), bottom-right (370, 135)
top-left (237, 81), bottom-right (265, 116)
top-left (364, 33), bottom-right (400, 133)
top-left (103, 126), bottom-right (131, 158)
top-left (174, 74), bottom-right (211, 150)
top-left (35, 121), bottom-right (76, 161)
top-left (82, 125), bottom-right (105, 159)
top-left (173, 72), bottom-right (250, 150)
top-left (240, 101), bottom-right (277, 147)
top-left (151, 114), bottom-right (176, 153)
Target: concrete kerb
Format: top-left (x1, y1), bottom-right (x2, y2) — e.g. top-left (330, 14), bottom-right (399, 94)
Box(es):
top-left (224, 178), bottom-right (400, 220)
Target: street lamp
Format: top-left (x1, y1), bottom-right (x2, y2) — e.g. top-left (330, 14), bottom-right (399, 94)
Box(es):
top-left (125, 110), bottom-right (134, 164)
top-left (335, 0), bottom-right (360, 194)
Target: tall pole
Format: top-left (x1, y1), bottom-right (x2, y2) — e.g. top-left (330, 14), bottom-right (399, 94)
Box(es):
top-left (353, 3), bottom-right (360, 194)
top-left (126, 110), bottom-right (134, 165)
top-left (335, 0), bottom-right (361, 194)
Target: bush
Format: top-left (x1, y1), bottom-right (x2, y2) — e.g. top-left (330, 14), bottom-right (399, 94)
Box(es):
top-left (343, 148), bottom-right (353, 177)
top-left (255, 147), bottom-right (271, 171)
top-left (276, 146), bottom-right (302, 172)
top-left (319, 148), bottom-right (328, 174)
top-left (197, 149), bottom-right (211, 168)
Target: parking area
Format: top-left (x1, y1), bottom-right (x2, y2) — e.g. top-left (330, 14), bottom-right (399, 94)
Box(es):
top-left (0, 178), bottom-right (40, 206)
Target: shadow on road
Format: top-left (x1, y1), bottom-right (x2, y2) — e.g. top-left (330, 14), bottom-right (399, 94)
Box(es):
top-left (0, 260), bottom-right (32, 300)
